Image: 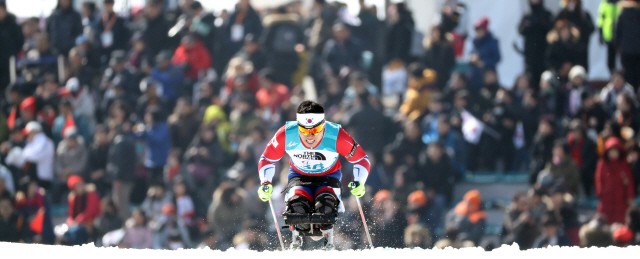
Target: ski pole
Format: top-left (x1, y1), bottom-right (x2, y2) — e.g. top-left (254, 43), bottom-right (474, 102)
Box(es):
top-left (350, 183), bottom-right (373, 249)
top-left (268, 195), bottom-right (285, 251)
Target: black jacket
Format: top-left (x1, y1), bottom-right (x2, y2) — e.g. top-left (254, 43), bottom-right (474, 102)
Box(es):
top-left (518, 2), bottom-right (553, 72)
top-left (0, 213), bottom-right (28, 242)
top-left (418, 153), bottom-right (455, 203)
top-left (616, 1), bottom-right (640, 55)
top-left (95, 13), bottom-right (130, 53)
top-left (385, 14), bottom-right (414, 64)
top-left (142, 15), bottom-right (170, 62)
top-left (260, 13), bottom-right (304, 70)
top-left (422, 39), bottom-right (456, 90)
top-left (46, 6), bottom-right (83, 56)
top-left (106, 133), bottom-right (136, 182)
top-left (0, 13), bottom-right (24, 62)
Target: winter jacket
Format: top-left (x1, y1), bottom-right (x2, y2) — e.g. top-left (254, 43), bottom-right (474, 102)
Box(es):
top-left (142, 15), bottom-right (170, 62)
top-left (385, 13), bottom-right (414, 64)
top-left (422, 38), bottom-right (456, 89)
top-left (595, 137), bottom-right (636, 224)
top-left (342, 103), bottom-right (394, 159)
top-left (46, 6), bottom-right (83, 56)
top-left (151, 65), bottom-right (184, 102)
top-left (445, 190), bottom-right (486, 245)
top-left (554, 6), bottom-right (594, 70)
top-left (502, 205), bottom-right (539, 250)
top-left (106, 133), bottom-right (137, 182)
top-left (224, 5), bottom-right (263, 50)
top-left (171, 41), bottom-right (212, 80)
top-left (136, 122), bottom-right (171, 168)
top-left (0, 213), bottom-right (28, 242)
top-left (533, 234), bottom-right (573, 248)
top-left (418, 154), bottom-right (455, 203)
top-left (22, 133), bottom-right (55, 182)
top-left (469, 32), bottom-right (501, 90)
top-left (260, 13), bottom-right (304, 71)
top-left (67, 185), bottom-right (101, 226)
top-left (545, 27), bottom-right (583, 71)
top-left (0, 13), bottom-right (24, 64)
top-left (518, 1), bottom-right (553, 76)
top-left (322, 37), bottom-right (363, 76)
top-left (599, 82), bottom-right (636, 116)
top-left (615, 1), bottom-right (640, 55)
top-left (55, 137), bottom-right (88, 178)
top-left (598, 0), bottom-right (620, 43)
top-left (543, 157), bottom-right (581, 195)
top-left (87, 143), bottom-right (109, 174)
top-left (95, 12), bottom-right (130, 53)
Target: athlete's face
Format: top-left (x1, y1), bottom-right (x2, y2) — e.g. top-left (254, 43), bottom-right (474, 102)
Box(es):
top-left (299, 127), bottom-right (325, 147)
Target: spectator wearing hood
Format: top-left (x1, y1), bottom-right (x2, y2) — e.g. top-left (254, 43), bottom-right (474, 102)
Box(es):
top-left (616, 0), bottom-right (640, 89)
top-left (444, 189), bottom-right (486, 246)
top-left (554, 0), bottom-right (594, 71)
top-left (596, 137), bottom-right (636, 224)
top-left (469, 17), bottom-right (501, 91)
top-left (518, 0), bottom-right (553, 87)
top-left (46, 0), bottom-right (82, 56)
top-left (600, 70), bottom-right (636, 116)
top-left (95, 0), bottom-right (130, 64)
top-left (21, 122), bottom-right (55, 190)
top-left (0, 2), bottom-right (24, 96)
top-left (260, 7), bottom-right (304, 88)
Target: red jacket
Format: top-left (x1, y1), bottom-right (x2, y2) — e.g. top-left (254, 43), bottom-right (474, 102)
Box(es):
top-left (595, 137), bottom-right (636, 224)
top-left (66, 187), bottom-right (101, 226)
top-left (171, 41), bottom-right (212, 79)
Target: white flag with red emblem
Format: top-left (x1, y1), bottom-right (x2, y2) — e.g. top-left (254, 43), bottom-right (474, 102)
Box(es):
top-left (460, 109), bottom-right (484, 144)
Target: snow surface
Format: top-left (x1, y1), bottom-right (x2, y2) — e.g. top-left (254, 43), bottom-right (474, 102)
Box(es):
top-left (1, 242), bottom-right (639, 258)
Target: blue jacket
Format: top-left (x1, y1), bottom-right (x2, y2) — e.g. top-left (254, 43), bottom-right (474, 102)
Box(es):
top-left (151, 65), bottom-right (184, 102)
top-left (470, 32), bottom-right (501, 90)
top-left (136, 122), bottom-right (171, 168)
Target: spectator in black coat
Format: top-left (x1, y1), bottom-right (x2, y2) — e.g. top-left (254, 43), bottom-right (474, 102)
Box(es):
top-left (554, 0), bottom-right (594, 71)
top-left (0, 196), bottom-right (28, 242)
top-left (106, 123), bottom-right (137, 220)
top-left (545, 20), bottom-right (583, 74)
top-left (142, 0), bottom-right (170, 65)
top-left (418, 142), bottom-right (455, 203)
top-left (518, 0), bottom-right (553, 87)
top-left (566, 120), bottom-right (598, 197)
top-left (222, 0), bottom-right (263, 70)
top-left (95, 0), bottom-right (130, 66)
top-left (87, 125), bottom-right (110, 196)
top-left (46, 0), bottom-right (83, 57)
top-left (234, 34), bottom-right (266, 73)
top-left (616, 0), bottom-right (640, 90)
top-left (0, 3), bottom-right (24, 96)
top-left (422, 25), bottom-right (456, 90)
top-left (260, 7), bottom-right (304, 88)
top-left (385, 3), bottom-right (414, 64)
top-left (529, 117), bottom-right (556, 184)
top-left (386, 120), bottom-right (426, 172)
top-left (534, 213), bottom-right (573, 248)
top-left (322, 23), bottom-right (363, 77)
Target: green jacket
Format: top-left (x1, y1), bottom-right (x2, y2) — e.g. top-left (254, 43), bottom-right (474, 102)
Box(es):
top-left (598, 0), bottom-right (620, 43)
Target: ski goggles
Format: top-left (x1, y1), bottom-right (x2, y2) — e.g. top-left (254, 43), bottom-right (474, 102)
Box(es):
top-left (298, 122), bottom-right (325, 136)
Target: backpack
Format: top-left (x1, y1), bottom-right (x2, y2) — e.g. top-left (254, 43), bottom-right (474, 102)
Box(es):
top-left (272, 24), bottom-right (298, 54)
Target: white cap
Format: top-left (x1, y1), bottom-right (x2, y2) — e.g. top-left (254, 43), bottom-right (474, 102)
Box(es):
top-left (25, 121), bottom-right (42, 135)
top-left (296, 113), bottom-right (325, 129)
top-left (540, 70), bottom-right (554, 83)
top-left (569, 65), bottom-right (587, 81)
top-left (66, 77), bottom-right (80, 93)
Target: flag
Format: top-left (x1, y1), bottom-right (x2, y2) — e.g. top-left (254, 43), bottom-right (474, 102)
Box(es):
top-left (30, 208), bottom-right (45, 234)
top-left (460, 109), bottom-right (484, 144)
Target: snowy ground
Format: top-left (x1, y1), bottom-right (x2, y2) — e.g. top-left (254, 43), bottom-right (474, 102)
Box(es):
top-left (1, 242), bottom-right (638, 258)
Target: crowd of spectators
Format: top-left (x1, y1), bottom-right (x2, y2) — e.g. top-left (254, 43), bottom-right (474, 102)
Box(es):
top-left (1, 0), bottom-right (640, 251)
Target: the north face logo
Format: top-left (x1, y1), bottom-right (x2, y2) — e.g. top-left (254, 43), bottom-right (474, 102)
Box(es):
top-left (293, 152), bottom-right (326, 160)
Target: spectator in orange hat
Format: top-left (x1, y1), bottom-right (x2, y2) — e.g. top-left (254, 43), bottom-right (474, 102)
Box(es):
top-left (444, 189), bottom-right (486, 246)
top-left (612, 225), bottom-right (634, 247)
